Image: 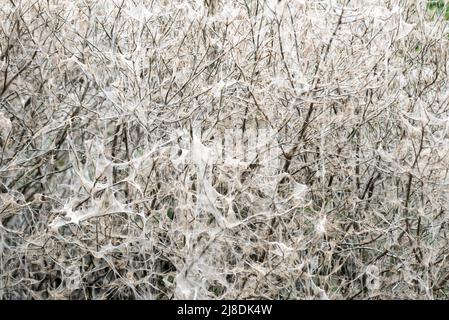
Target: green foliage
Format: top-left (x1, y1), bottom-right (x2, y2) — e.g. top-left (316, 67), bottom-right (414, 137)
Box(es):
top-left (427, 0), bottom-right (449, 20)
top-left (167, 207), bottom-right (174, 220)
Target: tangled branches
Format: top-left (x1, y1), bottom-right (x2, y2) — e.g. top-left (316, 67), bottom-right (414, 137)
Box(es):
top-left (1, 0), bottom-right (449, 299)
